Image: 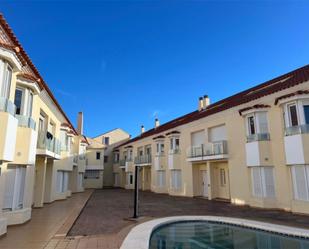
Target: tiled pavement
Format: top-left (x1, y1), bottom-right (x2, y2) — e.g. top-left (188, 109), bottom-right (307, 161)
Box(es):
top-left (1, 188), bottom-right (309, 249)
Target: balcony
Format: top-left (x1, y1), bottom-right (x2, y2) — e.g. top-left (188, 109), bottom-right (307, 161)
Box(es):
top-left (14, 115), bottom-right (37, 165)
top-left (284, 124), bottom-right (309, 165)
top-left (134, 154), bottom-right (152, 166)
top-left (168, 149), bottom-right (181, 170)
top-left (245, 133), bottom-right (272, 166)
top-left (0, 97), bottom-right (18, 162)
top-left (119, 159), bottom-right (126, 168)
top-left (36, 130), bottom-right (61, 159)
top-left (187, 141), bottom-right (228, 162)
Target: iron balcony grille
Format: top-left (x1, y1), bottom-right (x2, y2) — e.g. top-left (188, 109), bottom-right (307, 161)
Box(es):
top-left (134, 154), bottom-right (152, 164)
top-left (246, 133), bottom-right (270, 143)
top-left (15, 114), bottom-right (36, 130)
top-left (0, 97), bottom-right (16, 116)
top-left (37, 130), bottom-right (61, 155)
top-left (285, 124), bottom-right (309, 136)
top-left (187, 140), bottom-right (228, 158)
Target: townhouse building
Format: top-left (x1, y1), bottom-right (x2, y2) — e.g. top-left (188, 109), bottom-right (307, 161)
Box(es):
top-left (114, 65), bottom-right (309, 215)
top-left (84, 128), bottom-right (130, 189)
top-left (0, 15), bottom-right (87, 235)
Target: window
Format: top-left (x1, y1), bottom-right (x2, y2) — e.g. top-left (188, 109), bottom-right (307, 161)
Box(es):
top-left (157, 171), bottom-right (166, 187)
top-left (78, 173), bottom-right (83, 188)
top-left (248, 116), bottom-right (256, 135)
top-left (0, 60), bottom-right (12, 99)
top-left (304, 105), bottom-right (309, 124)
top-left (288, 104), bottom-right (299, 127)
top-left (220, 169), bottom-right (226, 186)
top-left (103, 137), bottom-right (109, 145)
top-left (3, 165), bottom-right (26, 211)
top-left (104, 156), bottom-right (108, 163)
top-left (114, 153), bottom-right (119, 163)
top-left (170, 137), bottom-right (180, 151)
top-left (27, 92), bottom-right (33, 116)
top-left (156, 142), bottom-right (164, 154)
top-left (84, 170), bottom-right (100, 179)
top-left (96, 152), bottom-right (101, 160)
top-left (291, 165), bottom-right (309, 201)
top-left (14, 88), bottom-right (23, 115)
top-left (56, 171), bottom-right (69, 193)
top-left (171, 170), bottom-right (182, 191)
top-left (251, 167), bottom-right (275, 198)
top-left (38, 113), bottom-right (46, 132)
top-left (126, 173), bottom-right (133, 185)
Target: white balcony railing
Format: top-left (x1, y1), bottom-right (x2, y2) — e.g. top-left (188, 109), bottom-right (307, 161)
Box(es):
top-left (37, 130), bottom-right (61, 155)
top-left (285, 124), bottom-right (309, 136)
top-left (0, 97), bottom-right (16, 116)
top-left (246, 133), bottom-right (270, 143)
top-left (16, 114), bottom-right (36, 130)
top-left (169, 148), bottom-right (181, 154)
top-left (187, 141), bottom-right (228, 159)
top-left (73, 154), bottom-right (78, 164)
top-left (134, 154), bottom-right (152, 165)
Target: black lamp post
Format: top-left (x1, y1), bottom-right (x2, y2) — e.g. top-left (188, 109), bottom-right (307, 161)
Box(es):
top-left (133, 165), bottom-right (140, 218)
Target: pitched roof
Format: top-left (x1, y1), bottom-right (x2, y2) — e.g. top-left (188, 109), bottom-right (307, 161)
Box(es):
top-left (0, 14), bottom-right (77, 135)
top-left (117, 64), bottom-right (309, 148)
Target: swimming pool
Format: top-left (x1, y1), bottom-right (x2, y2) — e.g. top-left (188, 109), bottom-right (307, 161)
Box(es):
top-left (149, 221), bottom-right (309, 249)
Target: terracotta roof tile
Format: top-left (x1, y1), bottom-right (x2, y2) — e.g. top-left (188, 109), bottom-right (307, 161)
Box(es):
top-left (118, 64), bottom-right (309, 148)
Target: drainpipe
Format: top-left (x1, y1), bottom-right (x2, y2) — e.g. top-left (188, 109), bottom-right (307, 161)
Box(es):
top-left (133, 165), bottom-right (140, 218)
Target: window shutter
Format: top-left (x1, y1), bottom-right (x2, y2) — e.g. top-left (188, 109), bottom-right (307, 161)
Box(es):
top-left (3, 167), bottom-right (16, 210)
top-left (262, 167), bottom-right (275, 198)
top-left (257, 112), bottom-right (268, 134)
top-left (18, 167), bottom-right (26, 208)
top-left (292, 166), bottom-right (308, 201)
top-left (57, 171), bottom-right (63, 193)
top-left (252, 168), bottom-right (263, 197)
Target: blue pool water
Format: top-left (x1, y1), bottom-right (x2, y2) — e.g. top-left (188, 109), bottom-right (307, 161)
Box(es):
top-left (149, 221), bottom-right (309, 249)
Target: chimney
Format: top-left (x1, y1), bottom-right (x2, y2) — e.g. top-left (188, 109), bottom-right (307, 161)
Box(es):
top-left (141, 125), bottom-right (145, 134)
top-left (203, 95), bottom-right (210, 109)
top-left (77, 112), bottom-right (83, 135)
top-left (198, 97), bottom-right (204, 111)
top-left (155, 118), bottom-right (160, 128)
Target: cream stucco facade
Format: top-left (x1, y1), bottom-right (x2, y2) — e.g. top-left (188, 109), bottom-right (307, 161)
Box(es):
top-left (0, 15), bottom-right (88, 236)
top-left (114, 66), bottom-right (309, 215)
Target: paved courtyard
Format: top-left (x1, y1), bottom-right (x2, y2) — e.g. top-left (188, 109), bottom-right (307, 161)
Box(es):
top-left (1, 188), bottom-right (309, 249)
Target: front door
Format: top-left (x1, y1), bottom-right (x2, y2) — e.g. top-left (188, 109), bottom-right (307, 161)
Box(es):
top-left (201, 170), bottom-right (208, 197)
top-left (216, 164), bottom-right (230, 199)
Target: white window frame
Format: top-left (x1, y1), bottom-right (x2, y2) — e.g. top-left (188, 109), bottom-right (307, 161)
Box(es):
top-left (291, 165), bottom-right (309, 201)
top-left (3, 165), bottom-right (27, 211)
top-left (171, 170), bottom-right (182, 191)
top-left (0, 59), bottom-right (12, 99)
top-left (157, 170), bottom-right (166, 188)
top-left (251, 167), bottom-right (276, 198)
top-left (245, 112), bottom-right (269, 136)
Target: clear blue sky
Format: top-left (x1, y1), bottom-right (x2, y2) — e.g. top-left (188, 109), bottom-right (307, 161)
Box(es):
top-left (1, 1), bottom-right (309, 138)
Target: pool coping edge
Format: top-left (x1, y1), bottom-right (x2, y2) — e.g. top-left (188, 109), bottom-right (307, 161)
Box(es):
top-left (120, 216), bottom-right (309, 249)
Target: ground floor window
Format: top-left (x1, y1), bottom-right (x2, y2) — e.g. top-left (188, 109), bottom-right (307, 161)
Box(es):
top-left (157, 170), bottom-right (166, 188)
top-left (84, 170), bottom-right (100, 179)
top-left (3, 165), bottom-right (26, 211)
top-left (114, 173), bottom-right (120, 186)
top-left (251, 167), bottom-right (275, 198)
top-left (78, 173), bottom-right (83, 189)
top-left (57, 170), bottom-right (69, 193)
top-left (126, 172), bottom-right (133, 185)
top-left (291, 165), bottom-right (309, 201)
top-left (171, 170), bottom-right (182, 191)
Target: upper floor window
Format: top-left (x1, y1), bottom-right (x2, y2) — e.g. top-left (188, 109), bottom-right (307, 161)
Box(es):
top-left (96, 152), bottom-right (101, 160)
top-left (103, 137), bottom-right (109, 145)
top-left (0, 59), bottom-right (12, 99)
top-left (145, 146), bottom-right (151, 155)
top-left (156, 142), bottom-right (164, 154)
top-left (245, 112), bottom-right (269, 142)
top-left (170, 137), bottom-right (180, 151)
top-left (114, 152), bottom-right (119, 163)
top-left (283, 99), bottom-right (309, 135)
top-left (14, 87), bottom-right (34, 116)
